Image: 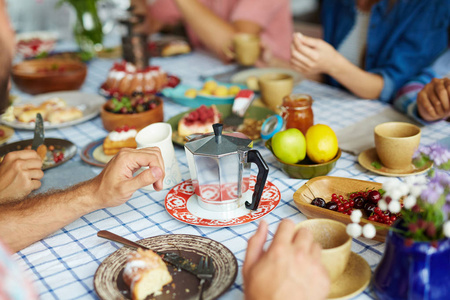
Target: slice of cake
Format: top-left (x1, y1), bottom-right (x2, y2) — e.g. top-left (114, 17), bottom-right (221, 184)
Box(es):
top-left (178, 105), bottom-right (221, 138)
top-left (123, 248), bottom-right (173, 300)
top-left (102, 125), bottom-right (137, 155)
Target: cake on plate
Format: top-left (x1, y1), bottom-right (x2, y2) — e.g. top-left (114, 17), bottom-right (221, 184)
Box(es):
top-left (123, 248), bottom-right (173, 300)
top-left (102, 125), bottom-right (137, 155)
top-left (178, 105), bottom-right (221, 138)
top-left (102, 61), bottom-right (168, 96)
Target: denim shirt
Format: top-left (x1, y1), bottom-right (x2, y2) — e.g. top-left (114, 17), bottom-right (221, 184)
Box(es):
top-left (321, 0), bottom-right (450, 102)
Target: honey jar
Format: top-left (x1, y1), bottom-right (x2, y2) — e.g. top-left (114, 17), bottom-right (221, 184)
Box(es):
top-left (280, 94), bottom-right (314, 135)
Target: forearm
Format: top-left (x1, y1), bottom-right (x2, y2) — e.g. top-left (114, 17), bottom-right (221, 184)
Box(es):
top-left (328, 55), bottom-right (384, 99)
top-left (0, 179), bottom-right (100, 252)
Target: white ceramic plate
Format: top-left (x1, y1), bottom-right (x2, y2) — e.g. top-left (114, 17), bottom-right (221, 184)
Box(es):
top-left (1, 91), bottom-right (105, 130)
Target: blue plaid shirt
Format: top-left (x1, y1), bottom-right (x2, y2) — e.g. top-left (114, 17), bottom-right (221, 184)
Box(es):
top-left (321, 0), bottom-right (450, 102)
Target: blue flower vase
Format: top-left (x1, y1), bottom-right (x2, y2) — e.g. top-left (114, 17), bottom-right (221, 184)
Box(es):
top-left (373, 222), bottom-right (450, 300)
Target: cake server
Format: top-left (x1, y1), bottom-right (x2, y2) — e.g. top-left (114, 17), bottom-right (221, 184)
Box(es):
top-left (31, 113), bottom-right (45, 151)
top-left (223, 89), bottom-right (255, 131)
top-left (97, 230), bottom-right (199, 275)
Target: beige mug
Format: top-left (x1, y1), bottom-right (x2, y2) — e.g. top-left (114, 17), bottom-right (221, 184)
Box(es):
top-left (224, 33), bottom-right (261, 66)
top-left (258, 73), bottom-right (294, 112)
top-left (296, 219), bottom-right (352, 282)
top-left (374, 122), bottom-right (421, 170)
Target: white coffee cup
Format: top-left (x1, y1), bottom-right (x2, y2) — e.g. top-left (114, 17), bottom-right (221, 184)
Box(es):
top-left (135, 122), bottom-right (182, 190)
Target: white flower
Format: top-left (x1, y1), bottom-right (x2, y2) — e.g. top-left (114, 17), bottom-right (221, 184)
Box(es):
top-left (362, 224), bottom-right (376, 239)
top-left (383, 178), bottom-right (400, 192)
top-left (350, 210), bottom-right (363, 223)
top-left (414, 175), bottom-right (428, 185)
top-left (346, 223), bottom-right (362, 238)
top-left (378, 199), bottom-right (388, 211)
top-left (444, 221), bottom-right (450, 238)
top-left (388, 201), bottom-right (401, 214)
top-left (409, 185), bottom-right (425, 198)
top-left (403, 195), bottom-right (417, 209)
top-left (388, 189), bottom-right (403, 202)
top-left (397, 183), bottom-right (410, 197)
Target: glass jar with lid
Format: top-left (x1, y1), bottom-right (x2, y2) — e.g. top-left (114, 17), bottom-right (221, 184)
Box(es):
top-left (280, 93), bottom-right (314, 135)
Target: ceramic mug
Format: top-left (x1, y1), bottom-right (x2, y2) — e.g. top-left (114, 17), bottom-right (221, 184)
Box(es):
top-left (258, 73), bottom-right (294, 112)
top-left (135, 122), bottom-right (182, 190)
top-left (374, 122), bottom-right (421, 170)
top-left (224, 33), bottom-right (261, 66)
top-left (295, 219), bottom-right (352, 282)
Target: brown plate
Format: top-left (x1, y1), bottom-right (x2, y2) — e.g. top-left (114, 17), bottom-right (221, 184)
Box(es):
top-left (0, 138), bottom-right (77, 170)
top-left (358, 147), bottom-right (433, 177)
top-left (94, 234), bottom-right (238, 300)
top-left (0, 125), bottom-right (14, 145)
top-left (293, 176), bottom-right (389, 242)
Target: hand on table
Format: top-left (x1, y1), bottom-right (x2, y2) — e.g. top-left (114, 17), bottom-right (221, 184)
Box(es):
top-left (92, 147), bottom-right (165, 208)
top-left (0, 150), bottom-right (43, 202)
top-left (291, 33), bottom-right (339, 76)
top-left (417, 78), bottom-right (450, 121)
top-left (243, 219), bottom-right (330, 300)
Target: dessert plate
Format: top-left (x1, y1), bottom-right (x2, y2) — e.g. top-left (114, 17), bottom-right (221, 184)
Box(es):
top-left (328, 252), bottom-right (371, 300)
top-left (0, 125), bottom-right (14, 145)
top-left (165, 176), bottom-right (280, 227)
top-left (1, 91), bottom-right (105, 130)
top-left (167, 104), bottom-right (275, 147)
top-left (0, 138), bottom-right (76, 170)
top-left (94, 234), bottom-right (238, 300)
top-left (80, 138), bottom-right (113, 168)
top-left (358, 147), bottom-right (433, 177)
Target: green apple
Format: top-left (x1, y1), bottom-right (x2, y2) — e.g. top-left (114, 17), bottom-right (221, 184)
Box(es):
top-left (272, 128), bottom-right (306, 164)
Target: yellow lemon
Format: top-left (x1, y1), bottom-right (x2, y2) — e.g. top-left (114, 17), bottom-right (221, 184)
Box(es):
top-left (228, 85), bottom-right (241, 96)
top-left (203, 80), bottom-right (218, 92)
top-left (305, 124), bottom-right (338, 163)
top-left (184, 88), bottom-right (197, 98)
top-left (198, 89), bottom-right (212, 96)
top-left (213, 86), bottom-right (228, 97)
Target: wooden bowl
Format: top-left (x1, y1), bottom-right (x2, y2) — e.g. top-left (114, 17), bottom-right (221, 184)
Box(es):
top-left (100, 97), bottom-right (164, 132)
top-left (293, 176), bottom-right (389, 242)
top-left (11, 58), bottom-right (87, 95)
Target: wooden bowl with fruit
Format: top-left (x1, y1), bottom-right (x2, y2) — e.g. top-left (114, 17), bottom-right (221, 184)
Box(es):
top-left (100, 94), bottom-right (164, 132)
top-left (11, 58), bottom-right (87, 95)
top-left (293, 176), bottom-right (395, 242)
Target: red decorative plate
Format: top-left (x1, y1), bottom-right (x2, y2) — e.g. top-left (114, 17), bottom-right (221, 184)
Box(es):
top-left (165, 175), bottom-right (280, 227)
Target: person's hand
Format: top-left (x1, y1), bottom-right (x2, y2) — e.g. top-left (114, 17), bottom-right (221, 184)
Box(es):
top-left (291, 33), bottom-right (339, 76)
top-left (0, 150), bottom-right (44, 202)
top-left (417, 78), bottom-right (450, 121)
top-left (243, 220), bottom-right (330, 300)
top-left (91, 147), bottom-right (165, 208)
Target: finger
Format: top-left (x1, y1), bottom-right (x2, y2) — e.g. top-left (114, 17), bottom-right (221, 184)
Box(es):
top-left (298, 34), bottom-right (319, 48)
top-left (244, 220), bottom-right (268, 274)
top-left (311, 242), bottom-right (322, 260)
top-left (290, 59), bottom-right (310, 74)
top-left (28, 169), bottom-right (44, 180)
top-left (128, 166), bottom-right (164, 192)
top-left (30, 179), bottom-right (42, 191)
top-left (428, 91), bottom-right (444, 116)
top-left (291, 47), bottom-right (315, 68)
top-left (434, 79), bottom-right (450, 112)
top-left (292, 227), bottom-right (314, 254)
top-left (294, 41), bottom-right (319, 62)
top-left (292, 32), bottom-right (303, 51)
top-left (3, 149), bottom-right (41, 163)
top-left (22, 158), bottom-right (44, 170)
top-left (418, 91), bottom-right (437, 119)
top-left (269, 219), bottom-right (295, 248)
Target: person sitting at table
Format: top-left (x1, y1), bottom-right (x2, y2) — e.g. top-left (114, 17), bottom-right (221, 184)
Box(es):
top-left (290, 0), bottom-right (450, 103)
top-left (135, 0), bottom-right (293, 64)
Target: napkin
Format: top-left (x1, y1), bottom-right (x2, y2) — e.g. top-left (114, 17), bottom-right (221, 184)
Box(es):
top-left (33, 159), bottom-right (97, 195)
top-left (335, 107), bottom-right (421, 156)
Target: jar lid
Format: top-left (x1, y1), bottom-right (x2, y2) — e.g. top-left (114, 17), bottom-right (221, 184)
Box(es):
top-left (261, 115), bottom-right (284, 140)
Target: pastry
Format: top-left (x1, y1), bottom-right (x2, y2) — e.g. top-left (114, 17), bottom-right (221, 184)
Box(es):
top-left (102, 61), bottom-right (168, 96)
top-left (123, 248), bottom-right (173, 300)
top-left (47, 107), bottom-right (83, 124)
top-left (17, 107), bottom-right (47, 123)
top-left (102, 126), bottom-right (138, 155)
top-left (178, 104), bottom-right (221, 138)
top-left (161, 40), bottom-right (191, 57)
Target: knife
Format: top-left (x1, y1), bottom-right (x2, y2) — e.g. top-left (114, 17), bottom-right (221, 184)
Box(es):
top-left (223, 89), bottom-right (255, 130)
top-left (31, 113), bottom-right (45, 151)
top-left (97, 230), bottom-right (199, 275)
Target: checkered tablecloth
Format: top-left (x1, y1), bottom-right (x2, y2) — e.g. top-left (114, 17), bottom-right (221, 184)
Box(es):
top-left (9, 51), bottom-right (450, 300)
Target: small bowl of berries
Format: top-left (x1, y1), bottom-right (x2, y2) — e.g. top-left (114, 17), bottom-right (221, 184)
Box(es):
top-left (100, 93), bottom-right (164, 131)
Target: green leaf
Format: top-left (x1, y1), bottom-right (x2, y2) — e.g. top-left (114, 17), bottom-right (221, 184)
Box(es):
top-left (371, 161), bottom-right (382, 169)
top-left (413, 156), bottom-right (429, 168)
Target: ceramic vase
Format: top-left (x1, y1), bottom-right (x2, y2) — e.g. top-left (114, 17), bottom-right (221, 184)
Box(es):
top-left (373, 221), bottom-right (450, 300)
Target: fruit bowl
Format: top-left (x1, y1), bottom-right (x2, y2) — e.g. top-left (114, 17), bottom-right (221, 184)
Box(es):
top-left (100, 94), bottom-right (164, 131)
top-left (265, 138), bottom-right (341, 179)
top-left (293, 176), bottom-right (389, 242)
top-left (11, 58), bottom-right (87, 95)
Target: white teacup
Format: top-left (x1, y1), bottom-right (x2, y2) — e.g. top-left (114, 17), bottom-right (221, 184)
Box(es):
top-left (135, 122), bottom-right (182, 190)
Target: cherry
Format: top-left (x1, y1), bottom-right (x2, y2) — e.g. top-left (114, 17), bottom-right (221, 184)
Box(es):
top-left (353, 196), bottom-right (365, 209)
top-left (367, 190), bottom-right (381, 204)
top-left (311, 198), bottom-right (326, 208)
top-left (325, 202), bottom-right (338, 211)
top-left (364, 203), bottom-right (376, 217)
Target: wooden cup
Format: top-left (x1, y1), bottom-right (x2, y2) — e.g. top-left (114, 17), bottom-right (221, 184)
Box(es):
top-left (258, 73), bottom-right (294, 112)
top-left (224, 33), bottom-right (261, 66)
top-left (374, 122), bottom-right (421, 170)
top-left (296, 219), bottom-right (352, 282)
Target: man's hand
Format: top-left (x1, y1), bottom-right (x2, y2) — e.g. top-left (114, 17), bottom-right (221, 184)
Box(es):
top-left (91, 147), bottom-right (165, 208)
top-left (0, 150), bottom-right (43, 202)
top-left (417, 78), bottom-right (450, 121)
top-left (243, 220), bottom-right (330, 300)
top-left (291, 33), bottom-right (339, 76)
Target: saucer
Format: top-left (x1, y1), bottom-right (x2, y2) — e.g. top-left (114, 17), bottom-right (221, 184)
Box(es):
top-left (358, 147), bottom-right (432, 177)
top-left (328, 252), bottom-right (371, 300)
top-left (165, 175), bottom-right (280, 227)
top-left (80, 138), bottom-right (113, 168)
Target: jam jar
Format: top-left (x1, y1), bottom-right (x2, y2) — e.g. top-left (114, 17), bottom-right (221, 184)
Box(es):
top-left (280, 94), bottom-right (314, 135)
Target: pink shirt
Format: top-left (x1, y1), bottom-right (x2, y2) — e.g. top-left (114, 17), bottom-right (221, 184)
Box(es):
top-left (148, 0), bottom-right (293, 61)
